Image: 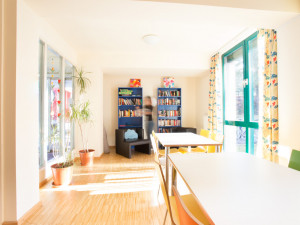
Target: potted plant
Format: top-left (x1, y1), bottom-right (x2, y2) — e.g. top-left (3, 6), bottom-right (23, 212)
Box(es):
top-left (71, 101), bottom-right (95, 166)
top-left (48, 76), bottom-right (74, 186)
top-left (50, 126), bottom-right (74, 186)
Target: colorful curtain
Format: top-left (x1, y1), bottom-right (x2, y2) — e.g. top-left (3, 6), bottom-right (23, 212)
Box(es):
top-left (258, 29), bottom-right (279, 162)
top-left (208, 53), bottom-right (223, 134)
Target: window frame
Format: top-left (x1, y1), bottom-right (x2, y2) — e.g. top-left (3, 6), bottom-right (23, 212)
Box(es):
top-left (39, 40), bottom-right (75, 169)
top-left (222, 31), bottom-right (259, 155)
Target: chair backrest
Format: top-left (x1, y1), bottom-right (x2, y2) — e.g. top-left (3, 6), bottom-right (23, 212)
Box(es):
top-left (172, 186), bottom-right (204, 225)
top-left (150, 135), bottom-right (160, 163)
top-left (200, 129), bottom-right (210, 138)
top-left (152, 130), bottom-right (161, 150)
top-left (155, 162), bottom-right (177, 224)
top-left (207, 133), bottom-right (224, 153)
top-left (288, 149), bottom-right (300, 171)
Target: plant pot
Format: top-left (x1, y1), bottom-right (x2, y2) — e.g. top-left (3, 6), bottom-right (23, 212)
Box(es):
top-left (79, 149), bottom-right (95, 166)
top-left (51, 164), bottom-right (73, 186)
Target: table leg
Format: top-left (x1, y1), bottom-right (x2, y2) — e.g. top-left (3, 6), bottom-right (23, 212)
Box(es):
top-left (215, 145), bottom-right (220, 153)
top-left (165, 146), bottom-right (170, 195)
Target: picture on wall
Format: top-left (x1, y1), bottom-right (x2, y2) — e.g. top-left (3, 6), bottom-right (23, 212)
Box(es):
top-left (130, 79), bottom-right (141, 87)
top-left (163, 77), bottom-right (175, 88)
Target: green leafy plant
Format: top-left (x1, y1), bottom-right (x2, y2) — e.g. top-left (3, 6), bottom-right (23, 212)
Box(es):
top-left (70, 101), bottom-right (92, 153)
top-left (73, 67), bottom-right (91, 94)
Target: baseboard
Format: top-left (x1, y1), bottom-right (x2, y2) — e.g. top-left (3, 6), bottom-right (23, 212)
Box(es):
top-left (17, 201), bottom-right (42, 224)
top-left (2, 221), bottom-right (18, 225)
top-left (2, 202), bottom-right (42, 225)
top-left (39, 176), bottom-right (52, 188)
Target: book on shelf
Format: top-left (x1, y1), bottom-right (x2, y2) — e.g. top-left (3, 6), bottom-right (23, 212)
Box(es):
top-left (119, 98), bottom-right (142, 106)
top-left (158, 90), bottom-right (181, 97)
top-left (158, 109), bottom-right (181, 117)
top-left (158, 119), bottom-right (181, 127)
top-left (158, 98), bottom-right (181, 105)
top-left (158, 128), bottom-right (172, 133)
top-left (119, 109), bottom-right (142, 117)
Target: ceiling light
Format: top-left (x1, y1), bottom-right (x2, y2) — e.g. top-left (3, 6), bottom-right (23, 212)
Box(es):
top-left (143, 34), bottom-right (160, 45)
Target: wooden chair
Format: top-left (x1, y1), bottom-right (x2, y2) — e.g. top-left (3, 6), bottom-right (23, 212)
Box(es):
top-left (178, 129), bottom-right (210, 153)
top-left (288, 149), bottom-right (300, 171)
top-left (172, 186), bottom-right (213, 225)
top-left (150, 134), bottom-right (164, 165)
top-left (155, 161), bottom-right (179, 225)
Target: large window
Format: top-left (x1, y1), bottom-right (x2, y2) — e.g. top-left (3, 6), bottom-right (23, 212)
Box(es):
top-left (222, 32), bottom-right (261, 155)
top-left (39, 41), bottom-right (74, 168)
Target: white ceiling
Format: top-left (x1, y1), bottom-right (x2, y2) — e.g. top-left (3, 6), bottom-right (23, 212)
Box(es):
top-left (25, 0), bottom-right (299, 77)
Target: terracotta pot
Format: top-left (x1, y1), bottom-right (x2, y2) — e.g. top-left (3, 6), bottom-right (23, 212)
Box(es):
top-left (79, 149), bottom-right (95, 166)
top-left (51, 164), bottom-right (73, 186)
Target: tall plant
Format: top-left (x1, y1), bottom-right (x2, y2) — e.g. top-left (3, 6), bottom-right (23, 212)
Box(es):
top-left (73, 67), bottom-right (91, 94)
top-left (70, 101), bottom-right (92, 153)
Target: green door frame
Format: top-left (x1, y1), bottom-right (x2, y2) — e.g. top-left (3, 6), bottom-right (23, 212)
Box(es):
top-left (222, 31), bottom-right (259, 155)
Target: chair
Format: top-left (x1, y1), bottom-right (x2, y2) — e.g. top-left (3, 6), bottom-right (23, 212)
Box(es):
top-left (152, 131), bottom-right (180, 156)
top-left (115, 128), bottom-right (150, 158)
top-left (206, 133), bottom-right (224, 153)
top-left (288, 149), bottom-right (300, 171)
top-left (150, 134), bottom-right (164, 165)
top-left (172, 186), bottom-right (213, 225)
top-left (178, 129), bottom-right (210, 154)
top-left (155, 161), bottom-right (179, 225)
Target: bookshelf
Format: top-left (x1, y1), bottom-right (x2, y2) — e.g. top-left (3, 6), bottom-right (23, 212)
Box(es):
top-left (118, 87), bottom-right (143, 129)
top-left (157, 88), bottom-right (181, 133)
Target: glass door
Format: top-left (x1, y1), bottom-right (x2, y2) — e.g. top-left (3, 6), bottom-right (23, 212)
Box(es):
top-left (223, 32), bottom-right (260, 155)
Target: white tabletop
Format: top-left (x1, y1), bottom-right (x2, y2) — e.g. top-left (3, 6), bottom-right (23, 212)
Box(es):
top-left (169, 152), bottom-right (300, 225)
top-left (155, 132), bottom-right (221, 147)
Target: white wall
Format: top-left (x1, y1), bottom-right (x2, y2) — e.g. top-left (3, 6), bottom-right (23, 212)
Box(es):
top-left (277, 15), bottom-right (300, 150)
top-left (195, 71), bottom-right (210, 132)
top-left (103, 75), bottom-right (197, 146)
top-left (13, 0), bottom-right (78, 221)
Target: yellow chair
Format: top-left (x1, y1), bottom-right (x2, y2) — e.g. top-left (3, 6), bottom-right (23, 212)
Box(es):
top-left (179, 129), bottom-right (210, 154)
top-left (206, 133), bottom-right (224, 153)
top-left (152, 130), bottom-right (180, 156)
top-left (172, 185), bottom-right (213, 225)
top-left (155, 161), bottom-right (179, 225)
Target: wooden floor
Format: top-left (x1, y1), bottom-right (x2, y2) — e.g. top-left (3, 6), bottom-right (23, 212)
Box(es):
top-left (19, 148), bottom-right (172, 225)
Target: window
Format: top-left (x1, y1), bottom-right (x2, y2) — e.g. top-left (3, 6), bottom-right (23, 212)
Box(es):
top-left (222, 32), bottom-right (261, 155)
top-left (39, 41), bottom-right (74, 168)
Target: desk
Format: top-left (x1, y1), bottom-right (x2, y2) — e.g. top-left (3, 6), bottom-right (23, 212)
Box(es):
top-left (169, 152), bottom-right (300, 225)
top-left (155, 132), bottom-right (222, 194)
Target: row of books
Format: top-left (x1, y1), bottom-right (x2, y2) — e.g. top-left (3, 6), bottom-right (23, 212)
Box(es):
top-left (158, 98), bottom-right (181, 105)
top-left (158, 109), bottom-right (181, 117)
top-left (158, 119), bottom-right (181, 127)
top-left (118, 89), bottom-right (133, 96)
top-left (119, 109), bottom-right (142, 117)
top-left (158, 90), bottom-right (181, 97)
top-left (158, 128), bottom-right (172, 133)
top-left (119, 98), bottom-right (142, 106)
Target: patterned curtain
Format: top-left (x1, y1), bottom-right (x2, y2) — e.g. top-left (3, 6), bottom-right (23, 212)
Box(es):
top-left (258, 29), bottom-right (279, 162)
top-left (208, 53), bottom-right (223, 134)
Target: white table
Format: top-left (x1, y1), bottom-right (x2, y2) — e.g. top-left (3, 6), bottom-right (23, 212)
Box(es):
top-left (168, 152), bottom-right (300, 225)
top-left (155, 132), bottom-right (222, 194)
